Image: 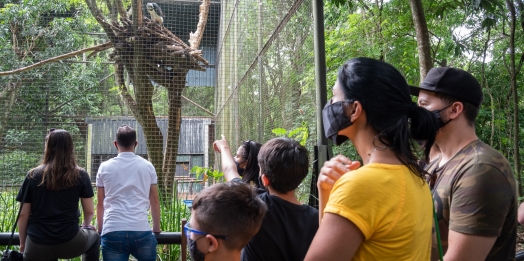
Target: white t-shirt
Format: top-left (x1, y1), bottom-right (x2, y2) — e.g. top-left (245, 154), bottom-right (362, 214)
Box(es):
top-left (96, 152), bottom-right (157, 235)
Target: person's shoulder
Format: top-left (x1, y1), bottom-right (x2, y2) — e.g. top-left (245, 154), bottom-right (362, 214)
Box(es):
top-left (257, 189), bottom-right (271, 202)
top-left (27, 166), bottom-right (44, 177)
top-left (472, 141), bottom-right (510, 161)
top-left (305, 204), bottom-right (319, 215)
top-left (468, 141), bottom-right (513, 174)
top-left (100, 156), bottom-right (117, 166)
top-left (134, 154), bottom-right (154, 165)
top-left (337, 163), bottom-right (397, 185)
top-left (78, 168), bottom-right (89, 177)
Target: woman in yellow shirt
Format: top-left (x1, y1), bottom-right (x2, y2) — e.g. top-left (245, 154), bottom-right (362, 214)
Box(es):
top-left (305, 57), bottom-right (437, 261)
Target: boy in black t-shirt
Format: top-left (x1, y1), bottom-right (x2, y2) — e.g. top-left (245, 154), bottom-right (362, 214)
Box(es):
top-left (214, 137), bottom-right (319, 261)
top-left (186, 182), bottom-right (267, 261)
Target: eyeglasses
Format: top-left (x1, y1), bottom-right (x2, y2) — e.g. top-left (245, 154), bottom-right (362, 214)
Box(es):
top-left (328, 98), bottom-right (356, 105)
top-left (184, 223), bottom-right (227, 240)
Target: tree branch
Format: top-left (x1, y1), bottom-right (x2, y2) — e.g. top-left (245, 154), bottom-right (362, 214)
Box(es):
top-left (132, 0), bottom-right (143, 32)
top-left (517, 53), bottom-right (524, 75)
top-left (104, 0), bottom-right (118, 22)
top-left (115, 63), bottom-right (137, 113)
top-left (189, 0), bottom-right (211, 50)
top-left (114, 0), bottom-right (128, 20)
top-left (0, 42), bottom-right (113, 76)
top-left (181, 95), bottom-right (214, 116)
top-left (85, 0), bottom-right (117, 42)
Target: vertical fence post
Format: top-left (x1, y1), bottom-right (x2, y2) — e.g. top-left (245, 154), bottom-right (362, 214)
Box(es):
top-left (86, 124), bottom-right (93, 177)
top-left (181, 218), bottom-right (187, 261)
top-left (310, 0), bottom-right (331, 208)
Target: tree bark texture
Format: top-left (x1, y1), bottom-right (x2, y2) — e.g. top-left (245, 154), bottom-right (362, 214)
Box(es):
top-left (0, 82), bottom-right (20, 150)
top-left (409, 0), bottom-right (433, 82)
top-left (506, 0), bottom-right (522, 196)
top-left (3, 0), bottom-right (209, 195)
top-left (84, 0), bottom-right (210, 195)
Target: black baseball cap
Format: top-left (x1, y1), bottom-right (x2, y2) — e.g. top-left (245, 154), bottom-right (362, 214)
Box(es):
top-left (409, 67), bottom-right (483, 107)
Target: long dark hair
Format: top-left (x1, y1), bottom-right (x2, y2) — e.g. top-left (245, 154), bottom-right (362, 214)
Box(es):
top-left (240, 140), bottom-right (262, 187)
top-left (30, 129), bottom-right (81, 190)
top-left (338, 57), bottom-right (438, 178)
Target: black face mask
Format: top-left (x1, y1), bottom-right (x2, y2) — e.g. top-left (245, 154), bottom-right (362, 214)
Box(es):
top-left (235, 160), bottom-right (245, 175)
top-left (188, 237), bottom-right (207, 261)
top-left (322, 99), bottom-right (355, 145)
top-left (431, 103), bottom-right (453, 129)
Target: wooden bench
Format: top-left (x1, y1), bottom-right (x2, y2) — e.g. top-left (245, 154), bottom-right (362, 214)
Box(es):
top-left (0, 219), bottom-right (187, 261)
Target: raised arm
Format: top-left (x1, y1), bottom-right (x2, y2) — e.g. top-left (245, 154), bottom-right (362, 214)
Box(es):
top-left (213, 135), bottom-right (241, 182)
top-left (317, 155), bottom-right (360, 223)
top-left (80, 197), bottom-right (96, 229)
top-left (149, 184), bottom-right (161, 233)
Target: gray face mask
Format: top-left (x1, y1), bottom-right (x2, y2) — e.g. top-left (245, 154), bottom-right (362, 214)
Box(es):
top-left (431, 103), bottom-right (453, 129)
top-left (322, 99), bottom-right (355, 145)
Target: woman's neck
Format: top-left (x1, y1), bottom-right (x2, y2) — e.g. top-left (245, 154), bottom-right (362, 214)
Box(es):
top-left (351, 131), bottom-right (401, 165)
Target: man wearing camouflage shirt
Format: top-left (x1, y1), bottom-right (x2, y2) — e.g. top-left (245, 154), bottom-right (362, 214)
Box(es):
top-left (410, 67), bottom-right (517, 261)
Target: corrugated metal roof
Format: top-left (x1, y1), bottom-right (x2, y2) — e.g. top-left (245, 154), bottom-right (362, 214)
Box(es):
top-left (85, 117), bottom-right (213, 155)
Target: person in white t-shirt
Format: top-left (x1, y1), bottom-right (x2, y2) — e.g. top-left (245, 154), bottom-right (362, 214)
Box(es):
top-left (96, 124), bottom-right (161, 261)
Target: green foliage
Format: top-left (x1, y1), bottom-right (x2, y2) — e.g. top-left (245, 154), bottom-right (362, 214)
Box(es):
top-left (191, 166), bottom-right (223, 181)
top-left (157, 183), bottom-right (191, 261)
top-left (271, 122), bottom-right (309, 146)
top-left (0, 183), bottom-right (191, 261)
top-left (0, 150), bottom-right (40, 184)
top-left (0, 191), bottom-right (18, 232)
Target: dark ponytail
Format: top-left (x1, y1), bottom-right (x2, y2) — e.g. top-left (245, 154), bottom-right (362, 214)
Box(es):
top-left (240, 140), bottom-right (263, 188)
top-left (408, 103), bottom-right (438, 162)
top-left (338, 57), bottom-right (438, 179)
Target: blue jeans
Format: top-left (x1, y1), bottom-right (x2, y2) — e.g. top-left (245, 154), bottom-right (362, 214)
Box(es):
top-left (101, 231), bottom-right (157, 261)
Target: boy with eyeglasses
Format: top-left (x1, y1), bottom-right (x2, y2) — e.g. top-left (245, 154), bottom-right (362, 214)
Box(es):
top-left (185, 181), bottom-right (267, 261)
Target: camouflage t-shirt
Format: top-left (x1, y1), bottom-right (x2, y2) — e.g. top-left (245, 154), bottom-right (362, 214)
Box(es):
top-left (427, 140), bottom-right (517, 261)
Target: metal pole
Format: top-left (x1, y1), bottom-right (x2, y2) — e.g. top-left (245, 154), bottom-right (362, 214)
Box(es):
top-left (313, 0), bottom-right (327, 146)
top-left (309, 0), bottom-right (331, 209)
top-left (258, 0), bottom-right (263, 142)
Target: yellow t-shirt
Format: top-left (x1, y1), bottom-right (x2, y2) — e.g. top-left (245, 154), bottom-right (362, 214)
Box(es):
top-left (325, 163), bottom-right (432, 261)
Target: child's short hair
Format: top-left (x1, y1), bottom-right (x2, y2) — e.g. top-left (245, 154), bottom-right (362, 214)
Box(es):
top-left (192, 182), bottom-right (267, 250)
top-left (257, 137), bottom-right (309, 193)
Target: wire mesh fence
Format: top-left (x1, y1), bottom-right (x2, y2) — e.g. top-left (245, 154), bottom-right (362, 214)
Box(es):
top-left (0, 0), bottom-right (317, 193)
top-left (215, 0), bottom-right (317, 201)
top-left (1, 0), bottom-right (316, 259)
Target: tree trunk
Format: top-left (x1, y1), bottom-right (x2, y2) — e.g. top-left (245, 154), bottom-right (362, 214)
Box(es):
top-left (480, 28), bottom-right (494, 146)
top-left (0, 82), bottom-right (20, 150)
top-left (163, 72), bottom-right (187, 195)
top-left (85, 0), bottom-right (210, 197)
top-left (506, 0), bottom-right (522, 196)
top-left (409, 0), bottom-right (433, 81)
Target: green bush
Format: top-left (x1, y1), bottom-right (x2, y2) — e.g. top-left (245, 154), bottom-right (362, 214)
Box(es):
top-left (0, 150), bottom-right (41, 185)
